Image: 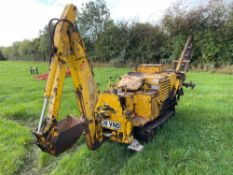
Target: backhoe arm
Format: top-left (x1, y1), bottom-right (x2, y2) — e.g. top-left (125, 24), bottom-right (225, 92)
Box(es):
top-left (34, 4), bottom-right (101, 155)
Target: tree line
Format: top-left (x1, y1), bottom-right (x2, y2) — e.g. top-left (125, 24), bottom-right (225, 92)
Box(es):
top-left (1, 0), bottom-right (233, 69)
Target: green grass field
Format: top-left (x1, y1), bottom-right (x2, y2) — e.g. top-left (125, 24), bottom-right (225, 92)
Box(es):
top-left (0, 61), bottom-right (232, 175)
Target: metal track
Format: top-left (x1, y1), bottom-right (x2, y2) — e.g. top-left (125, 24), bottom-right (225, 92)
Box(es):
top-left (134, 110), bottom-right (175, 141)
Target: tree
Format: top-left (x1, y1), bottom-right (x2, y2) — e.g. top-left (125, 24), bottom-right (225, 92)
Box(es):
top-left (0, 49), bottom-right (5, 60)
top-left (39, 26), bottom-right (50, 61)
top-left (94, 21), bottom-right (129, 62)
top-left (1, 0), bottom-right (233, 67)
top-left (161, 0), bottom-right (231, 67)
top-left (78, 0), bottom-right (111, 50)
top-left (1, 47), bottom-right (11, 60)
top-left (126, 23), bottom-right (165, 64)
top-left (222, 4), bottom-right (233, 64)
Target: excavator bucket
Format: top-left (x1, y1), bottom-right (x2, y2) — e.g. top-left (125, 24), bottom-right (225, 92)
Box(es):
top-left (52, 116), bottom-right (85, 155)
top-left (34, 116), bottom-right (85, 156)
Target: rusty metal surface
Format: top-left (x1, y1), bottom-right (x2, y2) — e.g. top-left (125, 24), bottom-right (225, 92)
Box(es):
top-left (34, 116), bottom-right (85, 156)
top-left (130, 116), bottom-right (149, 127)
top-left (134, 110), bottom-right (175, 141)
top-left (137, 64), bottom-right (163, 74)
top-left (53, 116), bottom-right (85, 155)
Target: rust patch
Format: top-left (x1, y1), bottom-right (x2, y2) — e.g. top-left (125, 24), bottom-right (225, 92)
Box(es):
top-left (34, 116), bottom-right (85, 156)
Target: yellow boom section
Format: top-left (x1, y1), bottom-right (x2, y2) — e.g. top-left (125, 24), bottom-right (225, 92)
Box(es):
top-left (34, 4), bottom-right (101, 155)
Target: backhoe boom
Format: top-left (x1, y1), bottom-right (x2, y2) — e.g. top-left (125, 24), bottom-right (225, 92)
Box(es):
top-left (34, 4), bottom-right (101, 155)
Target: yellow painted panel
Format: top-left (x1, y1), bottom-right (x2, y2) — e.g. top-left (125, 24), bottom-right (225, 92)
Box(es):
top-left (134, 94), bottom-right (152, 118)
top-left (137, 64), bottom-right (163, 73)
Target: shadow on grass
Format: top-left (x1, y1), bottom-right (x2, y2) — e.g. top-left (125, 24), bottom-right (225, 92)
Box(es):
top-left (10, 99), bottom-right (233, 175)
top-left (40, 140), bottom-right (134, 175)
top-left (8, 101), bottom-right (232, 175)
top-left (41, 107), bottom-right (208, 175)
top-left (114, 104), bottom-right (231, 175)
top-left (3, 109), bottom-right (39, 128)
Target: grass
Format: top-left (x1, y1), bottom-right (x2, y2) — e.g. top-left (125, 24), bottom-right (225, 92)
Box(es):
top-left (0, 61), bottom-right (232, 175)
top-left (0, 118), bottom-right (32, 175)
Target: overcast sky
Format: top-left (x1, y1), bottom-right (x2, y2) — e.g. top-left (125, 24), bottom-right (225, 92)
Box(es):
top-left (0, 0), bottom-right (211, 46)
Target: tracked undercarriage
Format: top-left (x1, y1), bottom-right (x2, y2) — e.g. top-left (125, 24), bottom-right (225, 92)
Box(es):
top-left (34, 4), bottom-right (194, 155)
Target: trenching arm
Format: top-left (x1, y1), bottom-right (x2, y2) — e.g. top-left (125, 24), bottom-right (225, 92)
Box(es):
top-left (34, 4), bottom-right (102, 155)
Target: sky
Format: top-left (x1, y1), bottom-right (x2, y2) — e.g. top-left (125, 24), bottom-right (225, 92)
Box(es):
top-left (0, 0), bottom-right (209, 46)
